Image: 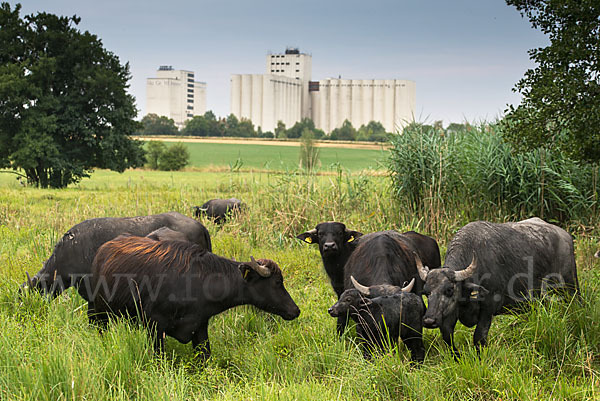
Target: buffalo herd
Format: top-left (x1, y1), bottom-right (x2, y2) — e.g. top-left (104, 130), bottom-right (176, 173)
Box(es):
top-left (23, 205), bottom-right (583, 363)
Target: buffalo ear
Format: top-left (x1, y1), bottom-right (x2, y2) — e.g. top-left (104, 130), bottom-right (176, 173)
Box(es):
top-left (463, 282), bottom-right (489, 301)
top-left (239, 264), bottom-right (252, 281)
top-left (345, 230), bottom-right (363, 243)
top-left (297, 230), bottom-right (318, 245)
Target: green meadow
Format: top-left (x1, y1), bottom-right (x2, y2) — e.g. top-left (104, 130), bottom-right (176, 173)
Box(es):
top-left (0, 164), bottom-right (599, 400)
top-left (150, 140), bottom-right (388, 172)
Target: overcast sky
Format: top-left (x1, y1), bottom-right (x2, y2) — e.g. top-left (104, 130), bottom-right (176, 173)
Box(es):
top-left (16, 0), bottom-right (547, 126)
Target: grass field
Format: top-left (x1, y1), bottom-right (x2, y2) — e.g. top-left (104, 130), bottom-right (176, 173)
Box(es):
top-left (148, 140), bottom-right (388, 172)
top-left (0, 168), bottom-right (599, 400)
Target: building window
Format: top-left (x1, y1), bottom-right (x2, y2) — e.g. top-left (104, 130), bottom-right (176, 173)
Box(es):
top-left (187, 105), bottom-right (193, 110)
top-left (187, 98), bottom-right (193, 103)
top-left (187, 89), bottom-right (193, 93)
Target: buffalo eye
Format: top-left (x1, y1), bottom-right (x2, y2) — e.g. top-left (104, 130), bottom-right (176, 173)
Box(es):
top-left (444, 287), bottom-right (454, 297)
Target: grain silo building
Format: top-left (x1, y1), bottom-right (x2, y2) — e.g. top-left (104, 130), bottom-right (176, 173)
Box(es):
top-left (146, 66), bottom-right (207, 128)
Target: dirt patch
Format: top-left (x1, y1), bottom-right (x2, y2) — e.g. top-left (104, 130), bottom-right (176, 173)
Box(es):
top-left (135, 136), bottom-right (390, 150)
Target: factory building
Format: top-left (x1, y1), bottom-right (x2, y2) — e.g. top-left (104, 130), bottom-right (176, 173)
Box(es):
top-left (230, 74), bottom-right (302, 130)
top-left (310, 79), bottom-right (415, 133)
top-left (230, 48), bottom-right (416, 134)
top-left (146, 66), bottom-right (206, 128)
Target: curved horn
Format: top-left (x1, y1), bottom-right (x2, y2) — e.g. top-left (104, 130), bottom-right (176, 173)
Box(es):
top-left (350, 275), bottom-right (371, 296)
top-left (454, 253), bottom-right (477, 281)
top-left (595, 250), bottom-right (599, 258)
top-left (414, 252), bottom-right (429, 281)
top-left (249, 256), bottom-right (272, 277)
top-left (25, 271), bottom-right (34, 289)
top-left (401, 278), bottom-right (415, 293)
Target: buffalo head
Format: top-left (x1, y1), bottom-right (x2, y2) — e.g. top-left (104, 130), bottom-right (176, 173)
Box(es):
top-left (416, 253), bottom-right (488, 328)
top-left (296, 222), bottom-right (362, 257)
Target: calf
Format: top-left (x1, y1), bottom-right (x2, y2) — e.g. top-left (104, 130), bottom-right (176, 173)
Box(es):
top-left (329, 278), bottom-right (425, 362)
top-left (89, 235), bottom-right (300, 360)
top-left (418, 218), bottom-right (579, 358)
top-left (296, 222), bottom-right (363, 334)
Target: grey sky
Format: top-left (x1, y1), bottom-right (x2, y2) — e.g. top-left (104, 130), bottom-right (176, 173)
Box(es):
top-left (16, 0), bottom-right (547, 126)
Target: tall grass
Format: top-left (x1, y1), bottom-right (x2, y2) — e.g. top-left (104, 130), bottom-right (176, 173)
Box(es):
top-left (388, 123), bottom-right (599, 230)
top-left (0, 168), bottom-right (599, 400)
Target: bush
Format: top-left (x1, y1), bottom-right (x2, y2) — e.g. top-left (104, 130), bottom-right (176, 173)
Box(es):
top-left (158, 143), bottom-right (190, 171)
top-left (146, 141), bottom-right (167, 170)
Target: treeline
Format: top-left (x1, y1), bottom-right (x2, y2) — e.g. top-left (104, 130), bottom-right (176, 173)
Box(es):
top-left (137, 112), bottom-right (393, 142)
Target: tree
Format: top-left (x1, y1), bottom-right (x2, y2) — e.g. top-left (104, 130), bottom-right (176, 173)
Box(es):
top-left (0, 3), bottom-right (146, 188)
top-left (158, 142), bottom-right (189, 171)
top-left (183, 115), bottom-right (211, 136)
top-left (139, 114), bottom-right (178, 135)
top-left (329, 120), bottom-right (357, 141)
top-left (146, 141), bottom-right (166, 169)
top-left (287, 118), bottom-right (325, 139)
top-left (275, 121), bottom-right (287, 138)
top-left (357, 121), bottom-right (388, 142)
top-left (503, 0), bottom-right (600, 164)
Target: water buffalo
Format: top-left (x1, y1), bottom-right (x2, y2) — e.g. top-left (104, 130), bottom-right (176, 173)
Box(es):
top-left (329, 278), bottom-right (425, 361)
top-left (343, 230), bottom-right (441, 295)
top-left (417, 217), bottom-right (579, 357)
top-left (89, 235), bottom-right (300, 359)
top-left (194, 198), bottom-right (245, 224)
top-left (24, 212), bottom-right (212, 301)
top-left (296, 222), bottom-right (363, 334)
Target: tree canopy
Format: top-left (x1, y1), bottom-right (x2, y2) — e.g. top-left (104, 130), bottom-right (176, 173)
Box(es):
top-left (139, 114), bottom-right (178, 135)
top-left (0, 3), bottom-right (145, 188)
top-left (503, 0), bottom-right (600, 164)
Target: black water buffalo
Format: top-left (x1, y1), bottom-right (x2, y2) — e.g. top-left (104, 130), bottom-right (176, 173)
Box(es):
top-left (24, 212), bottom-right (212, 301)
top-left (296, 222), bottom-right (363, 333)
top-left (194, 198), bottom-right (245, 224)
top-left (417, 217), bottom-right (579, 357)
top-left (89, 235), bottom-right (300, 359)
top-left (329, 278), bottom-right (425, 361)
top-left (343, 230), bottom-right (441, 295)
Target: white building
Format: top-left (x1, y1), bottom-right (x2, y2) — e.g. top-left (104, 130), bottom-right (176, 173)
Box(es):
top-left (310, 79), bottom-right (415, 133)
top-left (266, 48), bottom-right (312, 118)
top-left (230, 49), bottom-right (416, 134)
top-left (146, 66), bottom-right (206, 128)
top-left (230, 74), bottom-right (302, 131)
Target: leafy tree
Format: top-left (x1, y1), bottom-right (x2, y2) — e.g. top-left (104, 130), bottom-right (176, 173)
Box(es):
top-left (235, 119), bottom-right (255, 137)
top-left (503, 0), bottom-right (600, 163)
top-left (275, 121), bottom-right (287, 138)
top-left (357, 121), bottom-right (388, 142)
top-left (0, 3), bottom-right (145, 188)
top-left (224, 114), bottom-right (239, 137)
top-left (287, 118), bottom-right (325, 139)
top-left (158, 142), bottom-right (189, 171)
top-left (183, 115), bottom-right (211, 136)
top-left (329, 120), bottom-right (357, 141)
top-left (146, 141), bottom-right (166, 169)
top-left (139, 114), bottom-right (178, 135)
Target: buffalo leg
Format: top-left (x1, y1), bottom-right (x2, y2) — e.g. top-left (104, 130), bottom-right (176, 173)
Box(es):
top-left (192, 323), bottom-right (211, 361)
top-left (473, 313), bottom-right (493, 353)
top-left (87, 302), bottom-right (109, 329)
top-left (440, 316), bottom-right (459, 360)
top-left (153, 325), bottom-right (167, 353)
top-left (401, 333), bottom-right (425, 363)
top-left (337, 314), bottom-right (349, 336)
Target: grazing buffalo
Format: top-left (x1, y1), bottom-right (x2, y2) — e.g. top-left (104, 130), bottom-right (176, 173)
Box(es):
top-left (334, 230), bottom-right (439, 340)
top-left (194, 198), bottom-right (245, 224)
top-left (296, 222), bottom-right (363, 334)
top-left (89, 235), bottom-right (300, 359)
top-left (329, 278), bottom-right (425, 361)
top-left (24, 212), bottom-right (212, 300)
top-left (417, 217), bottom-right (579, 357)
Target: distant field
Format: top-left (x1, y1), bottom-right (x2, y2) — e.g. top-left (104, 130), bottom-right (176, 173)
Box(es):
top-left (148, 140), bottom-right (388, 172)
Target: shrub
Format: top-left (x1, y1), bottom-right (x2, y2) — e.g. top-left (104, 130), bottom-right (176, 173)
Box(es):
top-left (158, 143), bottom-right (190, 171)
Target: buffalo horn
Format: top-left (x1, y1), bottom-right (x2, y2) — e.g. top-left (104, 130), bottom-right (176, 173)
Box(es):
top-left (25, 271), bottom-right (33, 289)
top-left (595, 250), bottom-right (599, 258)
top-left (249, 256), bottom-right (272, 277)
top-left (454, 253), bottom-right (477, 281)
top-left (350, 275), bottom-right (370, 296)
top-left (401, 278), bottom-right (415, 293)
top-left (414, 252), bottom-right (429, 281)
